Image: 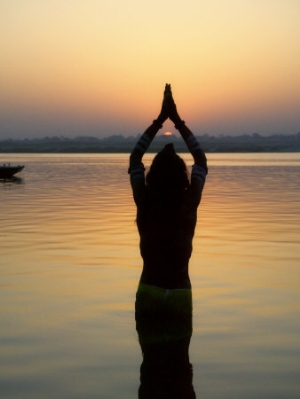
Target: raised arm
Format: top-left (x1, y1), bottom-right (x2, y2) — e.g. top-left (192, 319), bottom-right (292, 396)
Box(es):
top-left (167, 85), bottom-right (207, 205)
top-left (129, 84), bottom-right (170, 171)
top-left (128, 85), bottom-right (170, 205)
top-left (168, 87), bottom-right (207, 174)
top-left (128, 119), bottom-right (163, 173)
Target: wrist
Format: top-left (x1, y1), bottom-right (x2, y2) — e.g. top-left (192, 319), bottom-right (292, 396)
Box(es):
top-left (174, 119), bottom-right (185, 129)
top-left (155, 114), bottom-right (166, 126)
top-left (152, 118), bottom-right (164, 129)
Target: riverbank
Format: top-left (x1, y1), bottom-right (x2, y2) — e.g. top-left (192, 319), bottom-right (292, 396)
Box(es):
top-left (1, 133), bottom-right (300, 153)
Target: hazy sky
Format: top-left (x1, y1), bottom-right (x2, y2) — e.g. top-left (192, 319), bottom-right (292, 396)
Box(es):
top-left (1, 0), bottom-right (300, 139)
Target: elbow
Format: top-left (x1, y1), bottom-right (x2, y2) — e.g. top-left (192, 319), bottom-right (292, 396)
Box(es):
top-left (194, 150), bottom-right (208, 174)
top-left (130, 149), bottom-right (142, 164)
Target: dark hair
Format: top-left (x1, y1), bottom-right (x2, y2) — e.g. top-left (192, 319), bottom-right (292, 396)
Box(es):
top-left (146, 143), bottom-right (189, 199)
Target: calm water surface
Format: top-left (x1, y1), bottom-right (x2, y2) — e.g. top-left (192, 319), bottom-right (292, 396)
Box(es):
top-left (1, 153), bottom-right (300, 398)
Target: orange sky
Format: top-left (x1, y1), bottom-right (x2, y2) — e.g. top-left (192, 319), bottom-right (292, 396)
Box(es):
top-left (1, 0), bottom-right (300, 139)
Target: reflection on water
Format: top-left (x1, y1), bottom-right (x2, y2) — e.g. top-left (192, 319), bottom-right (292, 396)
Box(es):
top-left (135, 282), bottom-right (195, 398)
top-left (137, 317), bottom-right (195, 399)
top-left (0, 153), bottom-right (300, 399)
top-left (0, 176), bottom-right (23, 185)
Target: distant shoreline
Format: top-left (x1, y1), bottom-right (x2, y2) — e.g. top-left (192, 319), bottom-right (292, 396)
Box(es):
top-left (1, 149), bottom-right (300, 154)
top-left (1, 133), bottom-right (300, 153)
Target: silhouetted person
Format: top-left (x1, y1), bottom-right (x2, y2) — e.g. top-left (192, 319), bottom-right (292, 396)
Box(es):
top-left (129, 83), bottom-right (207, 309)
top-left (129, 84), bottom-right (207, 397)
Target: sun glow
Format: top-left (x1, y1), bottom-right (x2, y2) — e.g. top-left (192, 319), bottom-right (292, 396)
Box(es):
top-left (164, 131), bottom-right (173, 136)
top-left (1, 1), bottom-right (300, 139)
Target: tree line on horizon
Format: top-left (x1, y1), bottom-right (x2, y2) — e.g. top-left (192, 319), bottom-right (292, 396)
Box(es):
top-left (0, 132), bottom-right (300, 153)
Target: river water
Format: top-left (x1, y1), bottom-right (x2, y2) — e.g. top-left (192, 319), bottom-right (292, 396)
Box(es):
top-left (1, 153), bottom-right (300, 398)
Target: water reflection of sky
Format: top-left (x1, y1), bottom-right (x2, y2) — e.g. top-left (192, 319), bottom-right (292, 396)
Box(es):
top-left (0, 153), bottom-right (299, 398)
top-left (204, 152), bottom-right (300, 166)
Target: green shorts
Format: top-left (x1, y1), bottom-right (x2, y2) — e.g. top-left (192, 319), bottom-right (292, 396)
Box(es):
top-left (135, 283), bottom-right (193, 344)
top-left (136, 283), bottom-right (192, 315)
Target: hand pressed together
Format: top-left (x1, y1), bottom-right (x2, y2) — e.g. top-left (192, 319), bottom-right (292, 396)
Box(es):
top-left (157, 83), bottom-right (182, 125)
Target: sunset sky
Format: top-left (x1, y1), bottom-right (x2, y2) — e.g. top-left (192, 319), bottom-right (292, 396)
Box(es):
top-left (1, 0), bottom-right (300, 139)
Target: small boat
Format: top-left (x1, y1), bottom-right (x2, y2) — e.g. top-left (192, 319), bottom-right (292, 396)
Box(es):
top-left (0, 164), bottom-right (25, 179)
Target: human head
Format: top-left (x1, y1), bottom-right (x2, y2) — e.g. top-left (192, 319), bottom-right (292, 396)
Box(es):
top-left (146, 143), bottom-right (189, 194)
